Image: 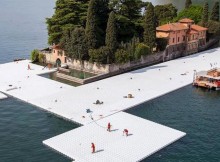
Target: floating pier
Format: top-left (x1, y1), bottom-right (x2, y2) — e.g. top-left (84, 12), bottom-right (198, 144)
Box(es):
top-left (0, 92), bottom-right (7, 99)
top-left (44, 112), bottom-right (185, 162)
top-left (1, 48), bottom-right (220, 161)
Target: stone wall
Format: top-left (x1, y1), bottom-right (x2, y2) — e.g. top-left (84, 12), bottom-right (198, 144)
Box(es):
top-left (46, 39), bottom-right (217, 75)
top-left (66, 51), bottom-right (168, 74)
top-left (66, 59), bottom-right (110, 74)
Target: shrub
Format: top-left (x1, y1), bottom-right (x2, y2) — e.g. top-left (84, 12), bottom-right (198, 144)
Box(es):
top-left (156, 38), bottom-right (168, 51)
top-left (115, 49), bottom-right (130, 64)
top-left (89, 46), bottom-right (110, 64)
top-left (38, 53), bottom-right (46, 63)
top-left (134, 43), bottom-right (150, 60)
top-left (30, 49), bottom-right (39, 62)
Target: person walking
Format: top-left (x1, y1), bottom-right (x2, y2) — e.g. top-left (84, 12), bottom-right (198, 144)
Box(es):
top-left (91, 143), bottom-right (95, 153)
top-left (28, 64), bottom-right (31, 70)
top-left (107, 122), bottom-right (111, 132)
top-left (123, 129), bottom-right (129, 137)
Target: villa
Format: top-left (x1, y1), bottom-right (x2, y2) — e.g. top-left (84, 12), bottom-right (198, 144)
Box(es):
top-left (42, 18), bottom-right (208, 70)
top-left (156, 18), bottom-right (208, 55)
top-left (41, 44), bottom-right (67, 66)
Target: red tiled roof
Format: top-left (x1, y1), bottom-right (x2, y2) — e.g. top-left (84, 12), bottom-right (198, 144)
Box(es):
top-left (191, 25), bottom-right (208, 31)
top-left (179, 18), bottom-right (194, 23)
top-left (53, 44), bottom-right (61, 50)
top-left (156, 32), bottom-right (169, 38)
top-left (188, 30), bottom-right (198, 34)
top-left (156, 23), bottom-right (188, 32)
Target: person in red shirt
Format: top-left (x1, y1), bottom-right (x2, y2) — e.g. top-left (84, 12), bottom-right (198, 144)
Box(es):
top-left (91, 143), bottom-right (95, 153)
top-left (107, 122), bottom-right (111, 132)
top-left (123, 129), bottom-right (129, 137)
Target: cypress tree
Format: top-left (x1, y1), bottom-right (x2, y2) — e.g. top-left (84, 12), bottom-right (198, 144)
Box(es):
top-left (106, 11), bottom-right (117, 53)
top-left (85, 0), bottom-right (101, 49)
top-left (144, 3), bottom-right (156, 51)
top-left (46, 0), bottom-right (89, 45)
top-left (202, 2), bottom-right (209, 26)
top-left (185, 0), bottom-right (192, 9)
top-left (210, 1), bottom-right (220, 21)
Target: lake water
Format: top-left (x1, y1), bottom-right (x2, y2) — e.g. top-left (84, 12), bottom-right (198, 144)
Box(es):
top-left (0, 0), bottom-right (219, 162)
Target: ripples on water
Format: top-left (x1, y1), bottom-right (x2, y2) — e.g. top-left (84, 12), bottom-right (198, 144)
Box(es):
top-left (0, 98), bottom-right (77, 162)
top-left (127, 86), bottom-right (220, 162)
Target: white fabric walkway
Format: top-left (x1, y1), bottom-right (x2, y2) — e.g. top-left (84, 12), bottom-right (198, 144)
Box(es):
top-left (0, 92), bottom-right (7, 99)
top-left (1, 48), bottom-right (219, 161)
top-left (43, 112), bottom-right (185, 162)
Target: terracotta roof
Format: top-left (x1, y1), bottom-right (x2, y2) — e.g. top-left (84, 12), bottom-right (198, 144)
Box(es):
top-left (189, 30), bottom-right (198, 34)
top-left (53, 44), bottom-right (62, 50)
top-left (179, 18), bottom-right (194, 23)
top-left (156, 32), bottom-right (169, 38)
top-left (156, 23), bottom-right (188, 32)
top-left (191, 25), bottom-right (208, 31)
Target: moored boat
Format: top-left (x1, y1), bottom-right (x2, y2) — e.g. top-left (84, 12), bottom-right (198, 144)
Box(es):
top-left (193, 68), bottom-right (220, 90)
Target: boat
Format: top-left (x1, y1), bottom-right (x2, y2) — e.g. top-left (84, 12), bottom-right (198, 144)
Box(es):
top-left (193, 68), bottom-right (220, 90)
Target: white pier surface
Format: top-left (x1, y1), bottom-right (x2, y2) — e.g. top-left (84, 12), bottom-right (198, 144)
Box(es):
top-left (0, 49), bottom-right (219, 125)
top-left (0, 92), bottom-right (7, 100)
top-left (43, 112), bottom-right (186, 162)
top-left (1, 48), bottom-right (220, 161)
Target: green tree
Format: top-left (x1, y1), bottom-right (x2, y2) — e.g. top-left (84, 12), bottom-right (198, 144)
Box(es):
top-left (89, 46), bottom-right (110, 64)
top-left (106, 12), bottom-right (117, 53)
top-left (96, 0), bottom-right (110, 43)
top-left (30, 49), bottom-right (39, 62)
top-left (175, 5), bottom-right (203, 24)
top-left (206, 20), bottom-right (220, 38)
top-left (210, 1), bottom-right (220, 21)
top-left (185, 0), bottom-right (192, 9)
top-left (46, 0), bottom-right (89, 45)
top-left (134, 43), bottom-right (150, 60)
top-left (61, 27), bottom-right (88, 60)
top-left (144, 2), bottom-right (156, 51)
top-left (120, 37), bottom-right (139, 61)
top-left (115, 49), bottom-right (130, 64)
top-left (38, 53), bottom-right (46, 63)
top-left (154, 3), bottom-right (177, 25)
top-left (156, 38), bottom-right (168, 51)
top-left (110, 0), bottom-right (146, 42)
top-left (202, 2), bottom-right (209, 26)
top-left (85, 0), bottom-right (102, 49)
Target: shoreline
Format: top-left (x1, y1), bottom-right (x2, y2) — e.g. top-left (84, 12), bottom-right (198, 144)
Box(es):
top-left (1, 47), bottom-right (220, 161)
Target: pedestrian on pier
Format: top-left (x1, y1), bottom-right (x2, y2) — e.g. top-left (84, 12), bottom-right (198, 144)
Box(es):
top-left (28, 64), bottom-right (31, 70)
top-left (123, 129), bottom-right (129, 137)
top-left (91, 143), bottom-right (95, 153)
top-left (107, 122), bottom-right (111, 132)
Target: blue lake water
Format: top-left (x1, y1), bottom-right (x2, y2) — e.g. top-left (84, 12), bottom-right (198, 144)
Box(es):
top-left (0, 0), bottom-right (220, 162)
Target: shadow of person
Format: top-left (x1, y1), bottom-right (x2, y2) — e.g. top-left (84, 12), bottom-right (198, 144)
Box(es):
top-left (94, 149), bottom-right (104, 153)
top-left (110, 129), bottom-right (119, 132)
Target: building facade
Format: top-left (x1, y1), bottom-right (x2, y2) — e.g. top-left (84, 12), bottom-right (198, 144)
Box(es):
top-left (156, 18), bottom-right (208, 55)
top-left (41, 45), bottom-right (67, 66)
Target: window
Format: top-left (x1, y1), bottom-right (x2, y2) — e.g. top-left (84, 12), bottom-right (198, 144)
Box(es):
top-left (58, 50), bottom-right (63, 56)
top-left (54, 50), bottom-right (55, 53)
top-left (183, 36), bottom-right (185, 41)
top-left (173, 38), bottom-right (175, 43)
top-left (193, 35), bottom-right (194, 40)
top-left (178, 37), bottom-right (180, 42)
